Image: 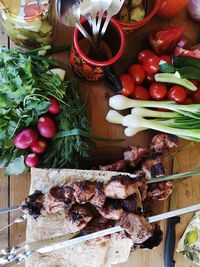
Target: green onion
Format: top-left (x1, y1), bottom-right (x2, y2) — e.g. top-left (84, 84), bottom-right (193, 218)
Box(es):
top-left (149, 168), bottom-right (200, 184)
top-left (123, 115), bottom-right (200, 141)
top-left (109, 95), bottom-right (200, 119)
top-left (131, 107), bottom-right (181, 118)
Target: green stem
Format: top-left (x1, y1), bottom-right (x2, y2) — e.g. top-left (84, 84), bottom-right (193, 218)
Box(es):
top-left (24, 45), bottom-right (51, 55)
top-left (148, 168), bottom-right (200, 184)
top-left (30, 55), bottom-right (58, 66)
top-left (143, 119), bottom-right (200, 139)
top-left (23, 94), bottom-right (49, 107)
top-left (9, 117), bottom-right (22, 139)
top-left (132, 107), bottom-right (181, 118)
top-left (47, 45), bottom-right (70, 54)
top-left (54, 129), bottom-right (125, 142)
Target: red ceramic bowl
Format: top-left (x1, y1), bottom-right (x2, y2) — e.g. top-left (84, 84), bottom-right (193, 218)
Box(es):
top-left (117, 0), bottom-right (161, 33)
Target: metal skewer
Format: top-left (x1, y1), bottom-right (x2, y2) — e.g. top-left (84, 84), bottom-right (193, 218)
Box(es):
top-left (1, 167), bottom-right (200, 216)
top-left (0, 166), bottom-right (198, 236)
top-left (0, 215), bottom-right (27, 233)
top-left (1, 203), bottom-right (200, 267)
top-left (0, 206), bottom-right (20, 215)
top-left (0, 167), bottom-right (199, 234)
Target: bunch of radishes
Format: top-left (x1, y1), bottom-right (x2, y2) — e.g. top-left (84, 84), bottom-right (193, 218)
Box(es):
top-left (13, 97), bottom-right (61, 168)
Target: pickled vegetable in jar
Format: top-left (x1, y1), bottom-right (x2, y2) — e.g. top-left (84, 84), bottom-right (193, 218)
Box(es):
top-left (0, 0), bottom-right (53, 48)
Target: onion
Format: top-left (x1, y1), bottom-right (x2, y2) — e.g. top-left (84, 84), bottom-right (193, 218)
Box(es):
top-left (187, 0), bottom-right (200, 21)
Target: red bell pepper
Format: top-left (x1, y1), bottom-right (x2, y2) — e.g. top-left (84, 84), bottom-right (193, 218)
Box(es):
top-left (174, 47), bottom-right (200, 59)
top-left (149, 26), bottom-right (185, 55)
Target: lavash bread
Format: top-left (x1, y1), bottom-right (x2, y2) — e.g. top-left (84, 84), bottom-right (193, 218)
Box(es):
top-left (25, 168), bottom-right (136, 267)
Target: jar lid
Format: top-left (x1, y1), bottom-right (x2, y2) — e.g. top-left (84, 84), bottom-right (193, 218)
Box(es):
top-left (0, 0), bottom-right (50, 22)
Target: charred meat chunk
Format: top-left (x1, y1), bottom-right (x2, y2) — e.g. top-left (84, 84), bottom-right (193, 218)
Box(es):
top-left (150, 134), bottom-right (178, 154)
top-left (147, 181), bottom-right (173, 201)
top-left (120, 213), bottom-right (153, 244)
top-left (97, 199), bottom-right (125, 220)
top-left (99, 159), bottom-right (127, 172)
top-left (104, 175), bottom-right (142, 199)
top-left (134, 224), bottom-right (163, 249)
top-left (141, 157), bottom-right (165, 180)
top-left (66, 204), bottom-right (93, 232)
top-left (89, 182), bottom-right (106, 208)
top-left (121, 193), bottom-right (143, 213)
top-left (123, 146), bottom-right (149, 168)
top-left (82, 216), bottom-right (115, 245)
top-left (138, 181), bottom-right (148, 201)
top-left (73, 181), bottom-right (96, 204)
top-left (20, 190), bottom-right (44, 218)
top-left (45, 185), bottom-right (75, 213)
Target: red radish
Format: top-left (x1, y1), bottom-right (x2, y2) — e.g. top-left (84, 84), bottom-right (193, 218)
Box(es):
top-left (30, 139), bottom-right (48, 154)
top-left (13, 129), bottom-right (38, 149)
top-left (48, 97), bottom-right (61, 115)
top-left (25, 153), bottom-right (39, 167)
top-left (37, 116), bottom-right (57, 138)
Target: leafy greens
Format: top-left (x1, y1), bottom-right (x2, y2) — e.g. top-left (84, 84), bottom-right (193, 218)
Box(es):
top-left (0, 46), bottom-right (91, 175)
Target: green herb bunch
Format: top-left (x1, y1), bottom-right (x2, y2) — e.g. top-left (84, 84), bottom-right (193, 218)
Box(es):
top-left (0, 46), bottom-right (90, 175)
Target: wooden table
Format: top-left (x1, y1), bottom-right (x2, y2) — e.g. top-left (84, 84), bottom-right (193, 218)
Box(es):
top-left (0, 7), bottom-right (200, 267)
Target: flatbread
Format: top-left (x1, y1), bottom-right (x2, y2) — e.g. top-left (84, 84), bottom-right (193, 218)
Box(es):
top-left (25, 168), bottom-right (135, 267)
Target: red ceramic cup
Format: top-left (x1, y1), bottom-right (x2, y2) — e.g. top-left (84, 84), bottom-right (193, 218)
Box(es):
top-left (69, 17), bottom-right (125, 92)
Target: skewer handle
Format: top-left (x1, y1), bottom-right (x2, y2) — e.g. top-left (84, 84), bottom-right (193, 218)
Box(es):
top-left (1, 203), bottom-right (200, 266)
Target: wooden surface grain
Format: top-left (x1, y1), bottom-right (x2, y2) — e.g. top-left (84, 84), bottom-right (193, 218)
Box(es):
top-left (0, 6), bottom-right (200, 267)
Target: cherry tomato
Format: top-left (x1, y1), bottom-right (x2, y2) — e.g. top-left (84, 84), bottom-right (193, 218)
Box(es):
top-left (182, 97), bottom-right (193, 105)
top-left (149, 82), bottom-right (168, 100)
top-left (128, 64), bottom-right (145, 85)
top-left (138, 50), bottom-right (155, 63)
top-left (120, 74), bottom-right (135, 96)
top-left (131, 85), bottom-right (150, 100)
top-left (142, 55), bottom-right (160, 74)
top-left (192, 86), bottom-right (200, 103)
top-left (160, 55), bottom-right (172, 64)
top-left (145, 72), bottom-right (155, 84)
top-left (167, 85), bottom-right (186, 103)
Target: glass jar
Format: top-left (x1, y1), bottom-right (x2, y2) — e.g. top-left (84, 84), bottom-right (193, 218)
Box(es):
top-left (0, 0), bottom-right (53, 48)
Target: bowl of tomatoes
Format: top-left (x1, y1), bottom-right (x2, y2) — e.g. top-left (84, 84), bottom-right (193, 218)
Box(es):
top-left (116, 0), bottom-right (161, 33)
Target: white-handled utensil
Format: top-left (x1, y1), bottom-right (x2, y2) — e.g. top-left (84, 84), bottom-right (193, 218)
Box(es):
top-left (100, 0), bottom-right (124, 37)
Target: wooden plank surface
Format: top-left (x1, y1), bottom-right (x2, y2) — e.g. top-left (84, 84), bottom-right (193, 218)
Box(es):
top-left (0, 23), bottom-right (9, 251)
top-left (0, 6), bottom-right (200, 267)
